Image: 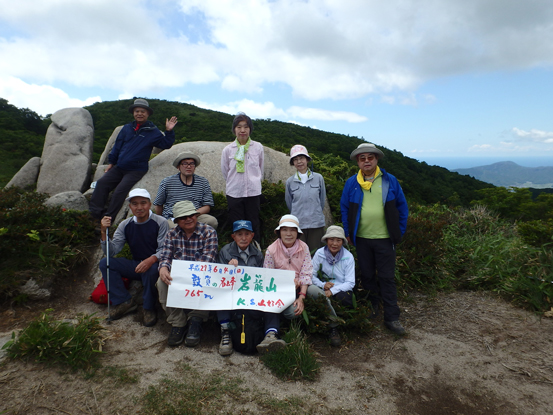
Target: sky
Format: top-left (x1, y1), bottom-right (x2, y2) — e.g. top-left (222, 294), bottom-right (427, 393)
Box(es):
top-left (1, 0), bottom-right (553, 167)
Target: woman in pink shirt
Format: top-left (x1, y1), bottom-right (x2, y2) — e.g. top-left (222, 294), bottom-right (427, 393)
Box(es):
top-left (221, 113), bottom-right (264, 244)
top-left (263, 214), bottom-right (341, 347)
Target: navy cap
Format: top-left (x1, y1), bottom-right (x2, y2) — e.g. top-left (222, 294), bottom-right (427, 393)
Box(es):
top-left (233, 220), bottom-right (253, 232)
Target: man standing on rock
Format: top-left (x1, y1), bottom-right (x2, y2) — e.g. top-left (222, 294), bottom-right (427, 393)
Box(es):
top-left (340, 143), bottom-right (408, 336)
top-left (89, 98), bottom-right (178, 222)
top-left (157, 201), bottom-right (218, 347)
top-left (153, 152), bottom-right (218, 229)
top-left (99, 188), bottom-right (168, 326)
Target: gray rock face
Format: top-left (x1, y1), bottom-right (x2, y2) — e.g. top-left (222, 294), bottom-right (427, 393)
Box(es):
top-left (44, 191), bottom-right (89, 211)
top-left (19, 278), bottom-right (51, 300)
top-left (5, 157), bottom-right (40, 189)
top-left (93, 125), bottom-right (123, 182)
top-left (103, 141), bottom-right (332, 226)
top-left (132, 141), bottom-right (296, 196)
top-left (37, 108), bottom-right (94, 195)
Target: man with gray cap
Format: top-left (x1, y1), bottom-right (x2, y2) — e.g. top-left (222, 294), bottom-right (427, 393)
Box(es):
top-left (89, 98), bottom-right (178, 222)
top-left (340, 143), bottom-right (408, 335)
top-left (157, 200), bottom-right (218, 347)
top-left (153, 152), bottom-right (218, 229)
top-left (99, 188), bottom-right (168, 327)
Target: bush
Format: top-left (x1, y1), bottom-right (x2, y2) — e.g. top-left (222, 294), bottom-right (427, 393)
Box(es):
top-left (0, 187), bottom-right (95, 301)
top-left (517, 219), bottom-right (553, 247)
top-left (2, 309), bottom-right (107, 371)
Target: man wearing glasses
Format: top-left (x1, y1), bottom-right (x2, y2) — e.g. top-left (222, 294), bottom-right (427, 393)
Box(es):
top-left (340, 143), bottom-right (409, 336)
top-left (154, 152), bottom-right (218, 229)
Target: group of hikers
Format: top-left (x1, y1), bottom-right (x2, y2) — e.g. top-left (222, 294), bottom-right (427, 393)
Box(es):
top-left (89, 98), bottom-right (409, 356)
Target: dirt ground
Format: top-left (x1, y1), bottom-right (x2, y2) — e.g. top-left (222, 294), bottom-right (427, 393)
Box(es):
top-left (1, 273), bottom-right (553, 415)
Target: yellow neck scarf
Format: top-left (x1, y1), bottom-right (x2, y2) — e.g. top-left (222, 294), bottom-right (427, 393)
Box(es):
top-left (356, 166), bottom-right (381, 191)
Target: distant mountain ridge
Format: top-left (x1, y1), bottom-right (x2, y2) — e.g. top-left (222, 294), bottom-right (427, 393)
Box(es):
top-left (454, 161), bottom-right (553, 188)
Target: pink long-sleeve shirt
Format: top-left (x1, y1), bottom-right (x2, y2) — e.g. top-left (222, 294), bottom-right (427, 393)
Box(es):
top-left (221, 140), bottom-right (264, 198)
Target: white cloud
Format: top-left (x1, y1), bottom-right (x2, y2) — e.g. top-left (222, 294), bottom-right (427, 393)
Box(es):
top-left (188, 99), bottom-right (367, 123)
top-left (512, 127), bottom-right (553, 143)
top-left (287, 106), bottom-right (367, 123)
top-left (0, 76), bottom-right (100, 115)
top-left (2, 0), bottom-right (553, 105)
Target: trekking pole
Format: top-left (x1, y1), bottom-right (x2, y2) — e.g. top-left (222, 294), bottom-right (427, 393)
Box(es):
top-left (106, 226), bottom-right (112, 323)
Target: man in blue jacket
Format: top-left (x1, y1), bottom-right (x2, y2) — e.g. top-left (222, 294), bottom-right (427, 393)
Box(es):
top-left (89, 98), bottom-right (178, 221)
top-left (340, 143), bottom-right (408, 335)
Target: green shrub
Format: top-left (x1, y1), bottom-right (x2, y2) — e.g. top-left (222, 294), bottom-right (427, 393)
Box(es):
top-left (260, 321), bottom-right (320, 381)
top-left (396, 203), bottom-right (454, 293)
top-left (0, 187), bottom-right (95, 300)
top-left (517, 219), bottom-right (553, 247)
top-left (2, 309), bottom-right (107, 371)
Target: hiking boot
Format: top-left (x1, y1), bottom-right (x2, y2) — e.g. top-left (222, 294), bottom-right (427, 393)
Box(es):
top-left (256, 331), bottom-right (286, 355)
top-left (143, 309), bottom-right (157, 327)
top-left (385, 320), bottom-right (406, 336)
top-left (219, 327), bottom-right (233, 356)
top-left (168, 326), bottom-right (186, 347)
top-left (109, 299), bottom-right (137, 321)
top-left (329, 327), bottom-right (341, 347)
top-left (185, 317), bottom-right (202, 347)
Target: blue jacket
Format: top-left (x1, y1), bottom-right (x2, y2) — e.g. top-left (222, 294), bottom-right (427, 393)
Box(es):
top-left (340, 168), bottom-right (408, 245)
top-left (108, 121), bottom-right (175, 171)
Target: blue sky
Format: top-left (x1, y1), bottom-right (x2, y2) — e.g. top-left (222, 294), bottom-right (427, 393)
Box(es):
top-left (1, 0), bottom-right (553, 166)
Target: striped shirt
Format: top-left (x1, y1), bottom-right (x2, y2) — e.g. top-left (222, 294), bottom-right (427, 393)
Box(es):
top-left (159, 222), bottom-right (218, 270)
top-left (153, 173), bottom-right (214, 219)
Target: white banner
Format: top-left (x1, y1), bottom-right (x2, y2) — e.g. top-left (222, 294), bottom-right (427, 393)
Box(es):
top-left (166, 260), bottom-right (296, 312)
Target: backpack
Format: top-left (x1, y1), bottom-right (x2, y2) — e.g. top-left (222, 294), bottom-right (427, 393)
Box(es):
top-left (230, 309), bottom-right (266, 354)
top-left (89, 278), bottom-right (131, 304)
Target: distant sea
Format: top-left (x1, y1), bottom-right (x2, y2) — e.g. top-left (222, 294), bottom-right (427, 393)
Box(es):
top-left (416, 156), bottom-right (553, 171)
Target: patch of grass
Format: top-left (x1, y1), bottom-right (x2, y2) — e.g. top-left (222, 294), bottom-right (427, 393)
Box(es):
top-left (139, 363), bottom-right (247, 415)
top-left (260, 321), bottom-right (320, 381)
top-left (85, 365), bottom-right (139, 384)
top-left (2, 309), bottom-right (107, 371)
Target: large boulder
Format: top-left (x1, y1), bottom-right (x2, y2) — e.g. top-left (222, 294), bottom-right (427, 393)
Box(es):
top-left (44, 191), bottom-right (89, 211)
top-left (92, 139), bottom-right (334, 227)
top-left (5, 157), bottom-right (40, 189)
top-left (93, 125), bottom-right (123, 182)
top-left (37, 108), bottom-right (94, 195)
top-left (105, 141), bottom-right (300, 224)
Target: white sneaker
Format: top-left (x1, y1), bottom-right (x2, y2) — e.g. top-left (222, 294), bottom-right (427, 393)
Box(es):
top-left (256, 331), bottom-right (286, 355)
top-left (219, 328), bottom-right (233, 356)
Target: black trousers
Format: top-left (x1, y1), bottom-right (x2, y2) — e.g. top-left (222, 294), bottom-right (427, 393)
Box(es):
top-left (226, 195), bottom-right (261, 243)
top-left (356, 237), bottom-right (400, 322)
top-left (89, 167), bottom-right (146, 220)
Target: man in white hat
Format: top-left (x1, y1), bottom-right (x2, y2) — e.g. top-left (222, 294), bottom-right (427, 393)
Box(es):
top-left (157, 200), bottom-right (218, 347)
top-left (340, 143), bottom-right (409, 335)
top-left (153, 152), bottom-right (218, 229)
top-left (90, 98), bottom-right (178, 222)
top-left (99, 188), bottom-right (168, 327)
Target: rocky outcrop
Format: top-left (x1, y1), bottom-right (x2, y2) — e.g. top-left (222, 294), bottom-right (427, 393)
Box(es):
top-left (37, 108), bottom-right (94, 195)
top-left (44, 191), bottom-right (89, 211)
top-left (5, 157), bottom-right (40, 189)
top-left (93, 126), bottom-right (123, 182)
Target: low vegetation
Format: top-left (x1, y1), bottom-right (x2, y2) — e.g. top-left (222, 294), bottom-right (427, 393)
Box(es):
top-left (0, 186), bottom-right (95, 301)
top-left (2, 309), bottom-right (107, 371)
top-left (260, 321), bottom-right (320, 381)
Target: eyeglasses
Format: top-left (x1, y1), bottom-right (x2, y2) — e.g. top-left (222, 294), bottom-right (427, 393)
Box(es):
top-left (180, 162), bottom-right (196, 167)
top-left (358, 154), bottom-right (376, 162)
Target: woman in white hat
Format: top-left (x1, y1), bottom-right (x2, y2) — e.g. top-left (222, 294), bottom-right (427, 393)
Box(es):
top-left (261, 215), bottom-right (341, 349)
top-left (285, 145), bottom-right (326, 252)
top-left (257, 214), bottom-right (310, 352)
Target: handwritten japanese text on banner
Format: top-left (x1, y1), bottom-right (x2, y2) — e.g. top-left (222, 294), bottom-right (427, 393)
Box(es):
top-left (166, 260), bottom-right (296, 312)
